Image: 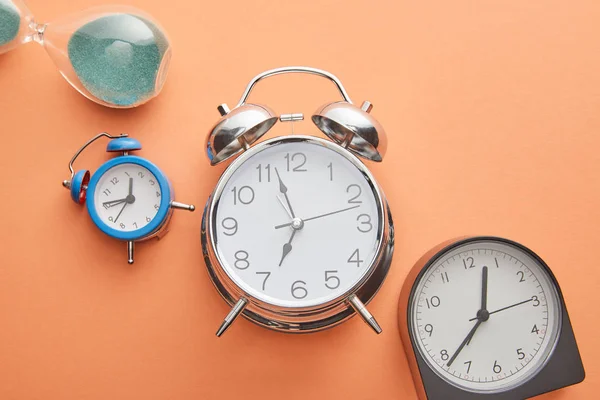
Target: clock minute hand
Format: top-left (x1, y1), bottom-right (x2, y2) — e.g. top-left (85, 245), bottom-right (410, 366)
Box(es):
top-left (274, 205), bottom-right (360, 229)
top-left (276, 195), bottom-right (294, 219)
top-left (481, 266), bottom-right (488, 311)
top-left (274, 167), bottom-right (296, 218)
top-left (467, 266), bottom-right (489, 345)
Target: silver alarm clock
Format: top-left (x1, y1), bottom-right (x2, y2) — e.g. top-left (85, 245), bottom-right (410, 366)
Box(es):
top-left (201, 67), bottom-right (394, 336)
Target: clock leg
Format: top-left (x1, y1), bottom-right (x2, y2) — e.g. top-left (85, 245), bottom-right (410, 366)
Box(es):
top-left (127, 241), bottom-right (134, 264)
top-left (170, 201), bottom-right (195, 212)
top-left (216, 298), bottom-right (248, 337)
top-left (348, 294), bottom-right (382, 334)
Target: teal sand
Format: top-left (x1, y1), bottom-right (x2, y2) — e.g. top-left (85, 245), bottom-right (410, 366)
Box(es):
top-left (0, 0), bottom-right (20, 46)
top-left (68, 14), bottom-right (170, 107)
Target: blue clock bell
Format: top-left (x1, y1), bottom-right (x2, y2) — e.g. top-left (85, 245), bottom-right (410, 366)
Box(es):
top-left (62, 132), bottom-right (195, 263)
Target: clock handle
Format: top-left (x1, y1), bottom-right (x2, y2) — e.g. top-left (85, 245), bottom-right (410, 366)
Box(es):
top-left (235, 66), bottom-right (352, 107)
top-left (216, 298), bottom-right (248, 337)
top-left (348, 294), bottom-right (383, 334)
top-left (62, 132), bottom-right (127, 204)
top-left (63, 132), bottom-right (127, 182)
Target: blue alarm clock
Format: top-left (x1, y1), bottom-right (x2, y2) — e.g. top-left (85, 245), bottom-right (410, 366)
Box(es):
top-left (62, 132), bottom-right (195, 263)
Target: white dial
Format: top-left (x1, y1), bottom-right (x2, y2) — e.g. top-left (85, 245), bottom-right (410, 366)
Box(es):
top-left (93, 163), bottom-right (163, 232)
top-left (410, 239), bottom-right (561, 393)
top-left (211, 137), bottom-right (384, 308)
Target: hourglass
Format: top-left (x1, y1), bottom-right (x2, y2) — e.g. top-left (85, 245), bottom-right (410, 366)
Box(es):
top-left (0, 0), bottom-right (171, 108)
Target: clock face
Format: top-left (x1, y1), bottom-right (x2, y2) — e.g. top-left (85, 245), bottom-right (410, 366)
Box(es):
top-left (410, 239), bottom-right (562, 393)
top-left (93, 163), bottom-right (163, 232)
top-left (210, 137), bottom-right (384, 308)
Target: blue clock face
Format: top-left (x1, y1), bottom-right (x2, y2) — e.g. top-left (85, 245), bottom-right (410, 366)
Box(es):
top-left (93, 163), bottom-right (162, 232)
top-left (86, 157), bottom-right (171, 240)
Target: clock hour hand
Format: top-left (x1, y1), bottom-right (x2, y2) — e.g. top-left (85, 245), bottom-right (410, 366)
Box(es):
top-left (448, 266), bottom-right (491, 366)
top-left (103, 198), bottom-right (127, 208)
top-left (447, 319), bottom-right (483, 367)
top-left (104, 178), bottom-right (135, 209)
top-left (278, 229), bottom-right (297, 266)
top-left (274, 167), bottom-right (296, 218)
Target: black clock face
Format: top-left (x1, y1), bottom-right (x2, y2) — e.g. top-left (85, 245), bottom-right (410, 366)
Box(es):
top-left (405, 237), bottom-right (585, 399)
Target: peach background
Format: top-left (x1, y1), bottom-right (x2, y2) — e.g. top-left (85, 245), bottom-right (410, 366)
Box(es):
top-left (0, 0), bottom-right (598, 399)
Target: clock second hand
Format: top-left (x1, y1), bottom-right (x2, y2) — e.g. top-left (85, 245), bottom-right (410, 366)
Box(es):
top-left (274, 205), bottom-right (360, 229)
top-left (469, 298), bottom-right (535, 321)
top-left (113, 201), bottom-right (128, 224)
top-left (113, 178), bottom-right (135, 224)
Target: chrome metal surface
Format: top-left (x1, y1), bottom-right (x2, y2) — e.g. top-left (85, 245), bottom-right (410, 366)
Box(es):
top-left (312, 100), bottom-right (387, 162)
top-left (348, 294), bottom-right (382, 334)
top-left (290, 217), bottom-right (304, 230)
top-left (201, 135), bottom-right (394, 333)
top-left (206, 104), bottom-right (277, 165)
top-left (217, 103), bottom-right (230, 116)
top-left (171, 201), bottom-right (196, 212)
top-left (216, 298), bottom-right (248, 337)
top-left (235, 66), bottom-right (352, 107)
top-left (127, 241), bottom-right (134, 264)
top-left (62, 132), bottom-right (126, 188)
top-left (280, 113), bottom-right (304, 122)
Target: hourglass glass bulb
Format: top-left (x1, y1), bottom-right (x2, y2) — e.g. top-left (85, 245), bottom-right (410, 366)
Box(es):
top-left (41, 6), bottom-right (171, 108)
top-left (0, 0), bottom-right (36, 54)
top-left (1, 2), bottom-right (171, 108)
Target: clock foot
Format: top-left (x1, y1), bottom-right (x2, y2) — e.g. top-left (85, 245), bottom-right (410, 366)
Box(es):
top-left (216, 298), bottom-right (248, 337)
top-left (127, 241), bottom-right (134, 264)
top-left (171, 201), bottom-right (195, 212)
top-left (348, 294), bottom-right (382, 334)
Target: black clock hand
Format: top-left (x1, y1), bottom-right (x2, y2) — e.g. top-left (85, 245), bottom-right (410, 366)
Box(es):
top-left (469, 298), bottom-right (534, 321)
top-left (449, 265), bottom-right (491, 365)
top-left (104, 178), bottom-right (136, 210)
top-left (481, 266), bottom-right (488, 310)
top-left (103, 198), bottom-right (127, 208)
top-left (274, 167), bottom-right (296, 218)
top-left (447, 319), bottom-right (483, 367)
top-left (274, 205), bottom-right (360, 229)
top-left (467, 266), bottom-right (489, 345)
top-left (113, 201), bottom-right (128, 224)
top-left (278, 229), bottom-right (297, 267)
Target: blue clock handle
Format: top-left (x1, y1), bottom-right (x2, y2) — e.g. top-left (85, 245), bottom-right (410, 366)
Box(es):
top-left (62, 132), bottom-right (127, 204)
